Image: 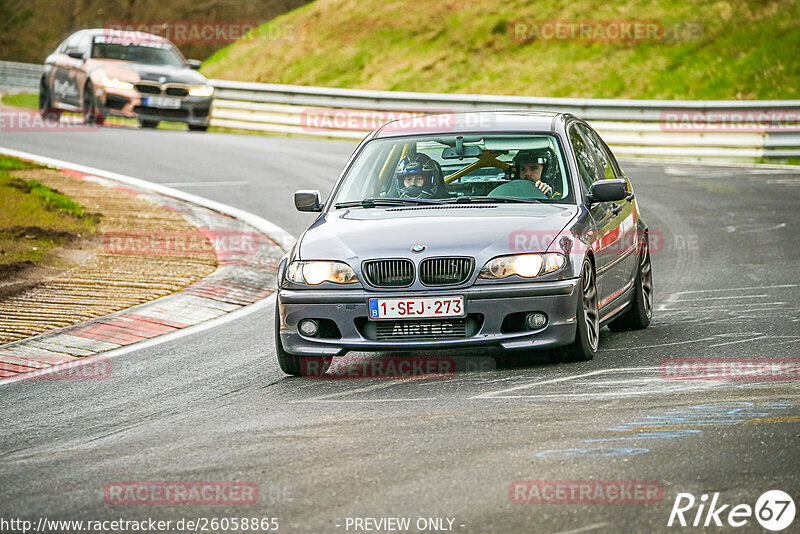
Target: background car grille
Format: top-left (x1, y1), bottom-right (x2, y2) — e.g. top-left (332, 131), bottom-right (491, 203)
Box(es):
top-left (135, 83), bottom-right (161, 94)
top-left (165, 87), bottom-right (189, 97)
top-left (375, 319), bottom-right (467, 341)
top-left (363, 259), bottom-right (414, 287)
top-left (419, 257), bottom-right (473, 286)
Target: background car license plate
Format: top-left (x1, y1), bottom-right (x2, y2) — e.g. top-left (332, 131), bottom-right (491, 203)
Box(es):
top-left (145, 96), bottom-right (181, 109)
top-left (369, 296), bottom-right (465, 320)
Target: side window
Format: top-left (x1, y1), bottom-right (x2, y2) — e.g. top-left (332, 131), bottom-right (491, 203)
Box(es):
top-left (568, 123), bottom-right (601, 191)
top-left (577, 124), bottom-right (617, 180)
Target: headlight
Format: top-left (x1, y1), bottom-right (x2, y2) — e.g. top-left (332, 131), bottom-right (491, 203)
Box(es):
top-left (188, 85), bottom-right (214, 97)
top-left (478, 253), bottom-right (566, 280)
top-left (102, 76), bottom-right (134, 90)
top-left (286, 261), bottom-right (358, 285)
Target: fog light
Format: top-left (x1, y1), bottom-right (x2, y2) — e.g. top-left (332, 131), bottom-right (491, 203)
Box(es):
top-left (298, 319), bottom-right (320, 337)
top-left (525, 312), bottom-right (548, 329)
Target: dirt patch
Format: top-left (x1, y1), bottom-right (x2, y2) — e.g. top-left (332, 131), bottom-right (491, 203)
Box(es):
top-left (0, 168), bottom-right (218, 345)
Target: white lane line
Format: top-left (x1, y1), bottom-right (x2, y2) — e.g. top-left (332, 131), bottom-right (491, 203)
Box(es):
top-left (709, 335), bottom-right (770, 348)
top-left (161, 180), bottom-right (250, 187)
top-left (674, 294), bottom-right (768, 302)
top-left (0, 294), bottom-right (276, 386)
top-left (470, 367), bottom-right (661, 399)
top-left (670, 284), bottom-right (798, 295)
top-left (0, 146), bottom-right (296, 252)
top-left (552, 522), bottom-right (610, 534)
top-left (290, 380), bottom-right (414, 403)
top-left (603, 336), bottom-right (720, 351)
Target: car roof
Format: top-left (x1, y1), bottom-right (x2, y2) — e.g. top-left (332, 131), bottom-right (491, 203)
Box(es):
top-left (372, 111), bottom-right (571, 138)
top-left (73, 28), bottom-right (172, 44)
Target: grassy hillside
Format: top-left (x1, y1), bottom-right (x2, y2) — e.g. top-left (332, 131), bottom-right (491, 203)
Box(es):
top-left (203, 0), bottom-right (800, 100)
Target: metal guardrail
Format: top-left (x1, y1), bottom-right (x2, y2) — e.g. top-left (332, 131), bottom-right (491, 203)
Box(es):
top-left (0, 61), bottom-right (42, 92)
top-left (2, 61), bottom-right (797, 161)
top-left (209, 79), bottom-right (800, 162)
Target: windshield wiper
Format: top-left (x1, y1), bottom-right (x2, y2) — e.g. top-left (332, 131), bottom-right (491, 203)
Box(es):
top-left (334, 197), bottom-right (444, 209)
top-left (443, 196), bottom-right (543, 204)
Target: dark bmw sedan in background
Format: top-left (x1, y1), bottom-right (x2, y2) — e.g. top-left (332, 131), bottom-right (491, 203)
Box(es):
top-left (38, 29), bottom-right (214, 130)
top-left (276, 112), bottom-right (654, 376)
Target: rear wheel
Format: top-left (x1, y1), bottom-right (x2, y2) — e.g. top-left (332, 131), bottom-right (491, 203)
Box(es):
top-left (140, 119), bottom-right (160, 129)
top-left (82, 82), bottom-right (104, 126)
top-left (38, 80), bottom-right (62, 121)
top-left (608, 234), bottom-right (653, 331)
top-left (554, 258), bottom-right (599, 362)
top-left (275, 303), bottom-right (331, 377)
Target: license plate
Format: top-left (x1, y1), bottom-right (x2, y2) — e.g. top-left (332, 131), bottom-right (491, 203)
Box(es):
top-left (369, 296), bottom-right (465, 320)
top-left (145, 96), bottom-right (181, 109)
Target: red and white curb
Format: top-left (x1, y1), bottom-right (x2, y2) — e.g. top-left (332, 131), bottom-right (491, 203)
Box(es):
top-left (0, 147), bottom-right (294, 383)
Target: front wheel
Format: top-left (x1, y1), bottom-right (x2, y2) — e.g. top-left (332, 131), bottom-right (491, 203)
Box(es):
top-left (38, 80), bottom-right (62, 121)
top-left (82, 82), bottom-right (104, 126)
top-left (554, 258), bottom-right (599, 362)
top-left (275, 303), bottom-right (331, 376)
top-left (608, 234), bottom-right (653, 331)
top-left (188, 124), bottom-right (208, 132)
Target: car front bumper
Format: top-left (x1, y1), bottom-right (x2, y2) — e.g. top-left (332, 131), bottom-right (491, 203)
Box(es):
top-left (277, 279), bottom-right (580, 356)
top-left (99, 88), bottom-right (212, 126)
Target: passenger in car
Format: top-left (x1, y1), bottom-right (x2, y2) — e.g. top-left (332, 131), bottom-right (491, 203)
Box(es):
top-left (387, 153), bottom-right (448, 199)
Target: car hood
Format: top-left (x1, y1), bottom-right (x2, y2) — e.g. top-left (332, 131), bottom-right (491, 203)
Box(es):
top-left (298, 204), bottom-right (578, 261)
top-left (88, 60), bottom-right (207, 84)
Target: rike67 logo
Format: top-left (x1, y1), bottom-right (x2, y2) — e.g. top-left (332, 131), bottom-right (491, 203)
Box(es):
top-left (668, 490), bottom-right (795, 531)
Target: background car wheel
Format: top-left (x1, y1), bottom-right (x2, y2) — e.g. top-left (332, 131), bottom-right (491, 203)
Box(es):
top-left (38, 81), bottom-right (62, 121)
top-left (140, 120), bottom-right (160, 129)
top-left (188, 124), bottom-right (208, 132)
top-left (274, 304), bottom-right (332, 377)
top-left (82, 82), bottom-right (105, 126)
top-left (554, 258), bottom-right (599, 362)
top-left (608, 234), bottom-right (653, 331)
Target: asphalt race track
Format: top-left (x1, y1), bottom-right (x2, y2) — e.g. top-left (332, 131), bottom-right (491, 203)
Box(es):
top-left (1, 128), bottom-right (799, 533)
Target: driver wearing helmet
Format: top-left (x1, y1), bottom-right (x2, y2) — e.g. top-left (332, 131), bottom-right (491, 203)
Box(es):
top-left (393, 153), bottom-right (445, 199)
top-left (512, 149), bottom-right (560, 197)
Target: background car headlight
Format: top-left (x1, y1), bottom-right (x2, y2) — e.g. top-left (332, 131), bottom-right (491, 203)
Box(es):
top-left (286, 261), bottom-right (358, 285)
top-left (478, 253), bottom-right (566, 279)
top-left (101, 76), bottom-right (134, 90)
top-left (188, 85), bottom-right (214, 97)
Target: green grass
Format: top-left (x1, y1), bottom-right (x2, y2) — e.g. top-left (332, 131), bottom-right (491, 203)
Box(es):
top-left (203, 0), bottom-right (800, 100)
top-left (1, 92), bottom-right (38, 109)
top-left (0, 155), bottom-right (96, 271)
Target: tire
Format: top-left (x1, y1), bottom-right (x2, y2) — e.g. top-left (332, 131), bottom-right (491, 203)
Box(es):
top-left (274, 303), bottom-right (331, 377)
top-left (554, 258), bottom-right (599, 362)
top-left (140, 120), bottom-right (160, 129)
top-left (608, 234), bottom-right (653, 331)
top-left (82, 82), bottom-right (104, 126)
top-left (188, 124), bottom-right (208, 132)
top-left (38, 81), bottom-right (62, 121)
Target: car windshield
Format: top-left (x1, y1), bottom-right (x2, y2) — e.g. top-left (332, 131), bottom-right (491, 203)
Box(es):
top-left (91, 39), bottom-right (185, 67)
top-left (331, 133), bottom-right (573, 207)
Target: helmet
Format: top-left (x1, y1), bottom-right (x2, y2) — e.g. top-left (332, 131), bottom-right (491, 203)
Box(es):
top-left (512, 148), bottom-right (557, 182)
top-left (395, 153), bottom-right (442, 198)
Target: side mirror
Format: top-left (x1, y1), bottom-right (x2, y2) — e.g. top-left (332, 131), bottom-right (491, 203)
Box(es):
top-left (294, 190), bottom-right (322, 212)
top-left (587, 179), bottom-right (627, 204)
top-left (187, 59), bottom-right (202, 70)
top-left (67, 51), bottom-right (84, 60)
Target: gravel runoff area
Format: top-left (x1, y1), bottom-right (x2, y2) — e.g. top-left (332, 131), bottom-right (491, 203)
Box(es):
top-left (0, 166), bottom-right (218, 345)
top-left (0, 163), bottom-right (288, 382)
